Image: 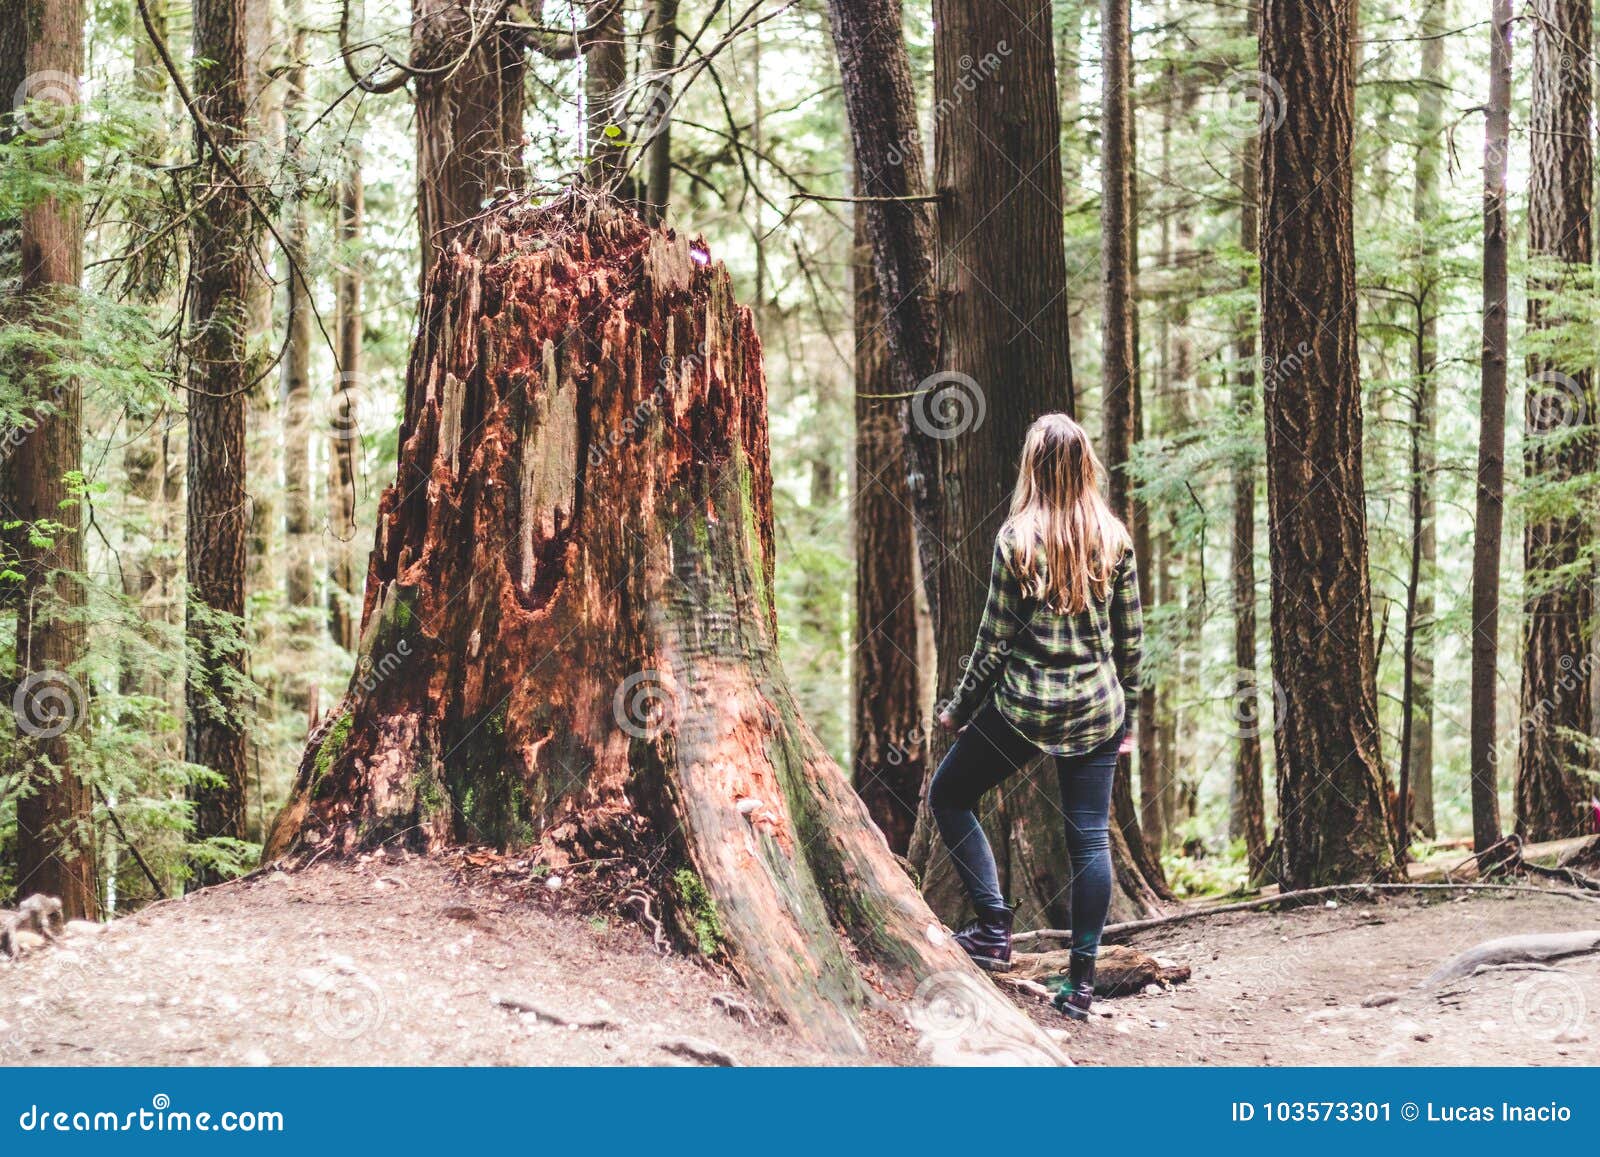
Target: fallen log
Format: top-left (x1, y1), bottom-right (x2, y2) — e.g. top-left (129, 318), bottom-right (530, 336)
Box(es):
top-left (1013, 944), bottom-right (1190, 997)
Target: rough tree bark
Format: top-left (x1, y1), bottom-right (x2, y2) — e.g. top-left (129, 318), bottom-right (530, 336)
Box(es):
top-left (242, 0), bottom-right (277, 604)
top-left (1469, 0), bottom-right (1511, 856)
top-left (1259, 0), bottom-right (1397, 886)
top-left (1515, 0), bottom-right (1596, 841)
top-left (643, 0), bottom-right (679, 222)
top-left (824, 0), bottom-right (942, 619)
top-left (264, 198), bottom-right (1065, 1063)
top-left (829, 0), bottom-right (1164, 925)
top-left (853, 207), bottom-right (925, 856)
top-left (580, 0), bottom-right (628, 192)
top-left (413, 0), bottom-right (526, 277)
top-left (1229, 0), bottom-right (1269, 880)
top-left (185, 0), bottom-right (260, 879)
top-left (1100, 0), bottom-right (1134, 524)
top-left (328, 151), bottom-right (363, 651)
top-left (9, 0), bottom-right (95, 919)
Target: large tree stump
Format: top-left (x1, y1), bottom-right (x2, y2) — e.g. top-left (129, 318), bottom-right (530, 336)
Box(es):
top-left (264, 196), bottom-right (1064, 1062)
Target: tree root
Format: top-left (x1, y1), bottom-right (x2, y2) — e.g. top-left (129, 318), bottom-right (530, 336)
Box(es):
top-left (1012, 880), bottom-right (1600, 947)
top-left (1421, 930), bottom-right (1600, 988)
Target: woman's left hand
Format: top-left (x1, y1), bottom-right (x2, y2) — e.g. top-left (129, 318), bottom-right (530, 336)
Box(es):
top-left (1118, 729), bottom-right (1136, 756)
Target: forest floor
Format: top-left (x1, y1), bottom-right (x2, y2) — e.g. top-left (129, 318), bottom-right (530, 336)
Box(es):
top-left (2, 855), bottom-right (1596, 1066)
top-left (1030, 888), bottom-right (1599, 1065)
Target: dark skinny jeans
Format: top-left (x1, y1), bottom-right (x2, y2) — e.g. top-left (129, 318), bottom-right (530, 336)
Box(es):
top-left (928, 699), bottom-right (1122, 963)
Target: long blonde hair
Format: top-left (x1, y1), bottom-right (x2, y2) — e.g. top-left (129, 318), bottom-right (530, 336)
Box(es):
top-left (1002, 413), bottom-right (1132, 614)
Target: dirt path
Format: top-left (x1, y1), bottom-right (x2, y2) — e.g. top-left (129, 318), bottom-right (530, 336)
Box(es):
top-left (1035, 890), bottom-right (1600, 1065)
top-left (3, 859), bottom-right (1596, 1066)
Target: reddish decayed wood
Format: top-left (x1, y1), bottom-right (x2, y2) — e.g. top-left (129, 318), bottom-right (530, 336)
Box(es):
top-left (265, 196), bottom-right (1065, 1061)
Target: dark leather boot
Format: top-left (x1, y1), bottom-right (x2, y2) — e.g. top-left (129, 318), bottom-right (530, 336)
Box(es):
top-left (1053, 951), bottom-right (1096, 1021)
top-left (952, 908), bottom-right (1013, 972)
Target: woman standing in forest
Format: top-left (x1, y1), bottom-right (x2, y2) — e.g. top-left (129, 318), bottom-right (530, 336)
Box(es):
top-left (932, 413), bottom-right (1142, 1021)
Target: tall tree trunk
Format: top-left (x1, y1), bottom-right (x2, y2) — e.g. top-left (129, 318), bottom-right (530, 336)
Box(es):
top-left (1133, 56), bottom-right (1163, 860)
top-left (581, 0), bottom-right (628, 191)
top-left (264, 199), bottom-right (1066, 1065)
top-left (1104, 1), bottom-right (1167, 886)
top-left (118, 0), bottom-right (182, 755)
top-left (186, 0), bottom-right (260, 879)
top-left (1, 0), bottom-right (27, 577)
top-left (829, 0), bottom-right (1163, 921)
top-left (242, 0), bottom-right (277, 603)
top-left (1101, 0), bottom-right (1134, 522)
top-left (282, 13), bottom-right (316, 612)
top-left (912, 0), bottom-right (1168, 926)
top-left (853, 208), bottom-right (925, 855)
top-left (1470, 0), bottom-right (1512, 856)
top-left (413, 0), bottom-right (526, 278)
top-left (328, 152), bottom-right (363, 651)
top-left (1259, 0), bottom-right (1397, 887)
top-left (9, 0), bottom-right (94, 918)
top-left (823, 0), bottom-right (942, 620)
top-left (1515, 0), bottom-right (1596, 841)
top-left (643, 0), bottom-right (678, 222)
top-left (1399, 4), bottom-right (1445, 844)
top-left (1229, 0), bottom-right (1269, 880)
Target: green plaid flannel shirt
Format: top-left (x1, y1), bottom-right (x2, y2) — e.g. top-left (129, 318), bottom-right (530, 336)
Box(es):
top-left (944, 535), bottom-right (1143, 755)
